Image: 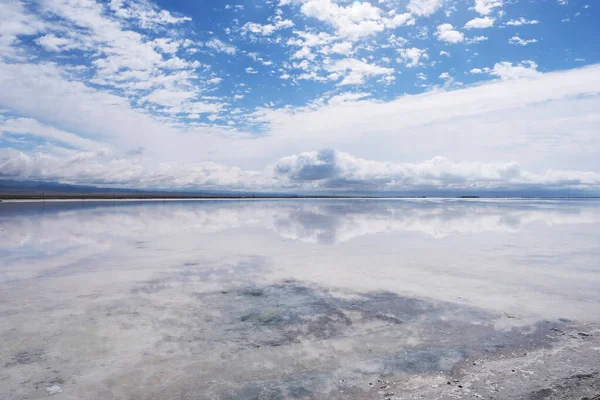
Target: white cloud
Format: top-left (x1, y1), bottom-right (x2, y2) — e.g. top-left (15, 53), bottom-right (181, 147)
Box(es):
top-left (464, 17), bottom-right (495, 29)
top-left (2, 50), bottom-right (600, 188)
top-left (0, 0), bottom-right (599, 195)
top-left (108, 0), bottom-right (191, 27)
top-left (469, 61), bottom-right (539, 80)
top-left (2, 147), bottom-right (599, 192)
top-left (466, 35), bottom-right (488, 44)
top-left (327, 92), bottom-right (371, 105)
top-left (300, 0), bottom-right (413, 40)
top-left (287, 31), bottom-right (336, 48)
top-left (0, 148), bottom-right (268, 190)
top-left (470, 67), bottom-right (487, 74)
top-left (273, 149), bottom-right (600, 190)
top-left (205, 38), bottom-right (237, 54)
top-left (143, 88), bottom-right (197, 107)
top-left (325, 58), bottom-right (394, 85)
top-left (250, 64), bottom-right (600, 173)
top-left (242, 18), bottom-right (294, 36)
top-left (489, 61), bottom-right (539, 80)
top-left (298, 71), bottom-right (329, 82)
top-left (506, 17), bottom-right (540, 26)
top-left (35, 34), bottom-right (78, 52)
top-left (0, 116), bottom-right (104, 151)
top-left (474, 0), bottom-right (503, 15)
top-left (0, 61), bottom-right (243, 166)
top-left (37, 0), bottom-right (176, 83)
top-left (0, 0), bottom-right (46, 60)
top-left (3, 0), bottom-right (222, 119)
top-left (324, 41), bottom-right (354, 55)
top-left (436, 24), bottom-right (464, 43)
top-left (509, 36), bottom-right (538, 46)
top-left (397, 47), bottom-right (429, 68)
top-left (293, 46), bottom-right (313, 59)
top-left (151, 38), bottom-right (181, 54)
top-left (406, 0), bottom-right (444, 16)
top-left (379, 75), bottom-right (396, 85)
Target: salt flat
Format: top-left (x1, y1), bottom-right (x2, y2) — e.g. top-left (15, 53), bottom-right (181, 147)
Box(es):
top-left (1, 199), bottom-right (599, 400)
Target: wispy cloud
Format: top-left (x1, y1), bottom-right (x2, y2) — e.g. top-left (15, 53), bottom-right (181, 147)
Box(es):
top-left (0, 0), bottom-right (598, 194)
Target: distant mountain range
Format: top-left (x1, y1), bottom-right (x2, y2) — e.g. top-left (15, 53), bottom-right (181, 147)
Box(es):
top-left (0, 179), bottom-right (598, 199)
top-left (0, 179), bottom-right (291, 199)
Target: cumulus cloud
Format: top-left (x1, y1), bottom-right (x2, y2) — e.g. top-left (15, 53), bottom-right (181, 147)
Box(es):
top-left (406, 0), bottom-right (444, 17)
top-left (0, 0), bottom-right (238, 127)
top-left (1, 0), bottom-right (600, 197)
top-left (435, 24), bottom-right (465, 43)
top-left (35, 34), bottom-right (80, 52)
top-left (33, 0), bottom-right (196, 93)
top-left (300, 0), bottom-right (413, 40)
top-left (325, 58), bottom-right (394, 85)
top-left (0, 148), bottom-right (268, 190)
top-left (474, 0), bottom-right (503, 15)
top-left (4, 58), bottom-right (600, 175)
top-left (272, 149), bottom-right (600, 191)
top-left (470, 61), bottom-right (539, 80)
top-left (242, 18), bottom-right (294, 36)
top-left (464, 17), bottom-right (495, 29)
top-left (489, 61), bottom-right (539, 79)
top-left (2, 148), bottom-right (599, 193)
top-left (397, 47), bottom-right (429, 67)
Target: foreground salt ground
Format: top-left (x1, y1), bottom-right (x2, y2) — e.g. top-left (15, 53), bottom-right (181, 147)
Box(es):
top-left (1, 199), bottom-right (599, 399)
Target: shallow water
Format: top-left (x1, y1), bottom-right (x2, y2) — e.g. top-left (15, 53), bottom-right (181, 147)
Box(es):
top-left (1, 199), bottom-right (599, 399)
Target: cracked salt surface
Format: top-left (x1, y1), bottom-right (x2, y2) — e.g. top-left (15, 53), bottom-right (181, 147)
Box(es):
top-left (1, 199), bottom-right (599, 399)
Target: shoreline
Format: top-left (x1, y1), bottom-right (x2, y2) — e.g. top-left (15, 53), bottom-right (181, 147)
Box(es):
top-left (2, 196), bottom-right (600, 203)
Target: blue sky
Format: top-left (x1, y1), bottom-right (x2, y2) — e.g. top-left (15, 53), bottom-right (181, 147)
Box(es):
top-left (0, 0), bottom-right (599, 193)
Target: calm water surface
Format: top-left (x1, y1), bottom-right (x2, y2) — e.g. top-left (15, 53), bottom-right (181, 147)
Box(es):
top-left (1, 199), bottom-right (599, 399)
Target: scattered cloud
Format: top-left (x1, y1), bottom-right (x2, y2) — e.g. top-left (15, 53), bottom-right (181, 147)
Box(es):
top-left (506, 17), bottom-right (540, 26)
top-left (205, 38), bottom-right (237, 54)
top-left (474, 0), bottom-right (503, 16)
top-left (464, 17), bottom-right (495, 29)
top-left (509, 36), bottom-right (538, 46)
top-left (490, 61), bottom-right (539, 80)
top-left (242, 18), bottom-right (294, 36)
top-left (436, 24), bottom-right (465, 43)
top-left (406, 0), bottom-right (445, 17)
top-left (471, 61), bottom-right (539, 80)
top-left (0, 0), bottom-right (598, 194)
top-left (466, 35), bottom-right (488, 44)
top-left (397, 47), bottom-right (429, 67)
top-left (300, 0), bottom-right (414, 40)
top-left (325, 58), bottom-right (394, 85)
top-left (2, 148), bottom-right (599, 192)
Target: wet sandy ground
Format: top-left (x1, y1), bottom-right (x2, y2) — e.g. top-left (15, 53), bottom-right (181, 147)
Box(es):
top-left (1, 199), bottom-right (599, 399)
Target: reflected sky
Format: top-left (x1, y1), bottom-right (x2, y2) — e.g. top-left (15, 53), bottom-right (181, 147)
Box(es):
top-left (1, 199), bottom-right (600, 399)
